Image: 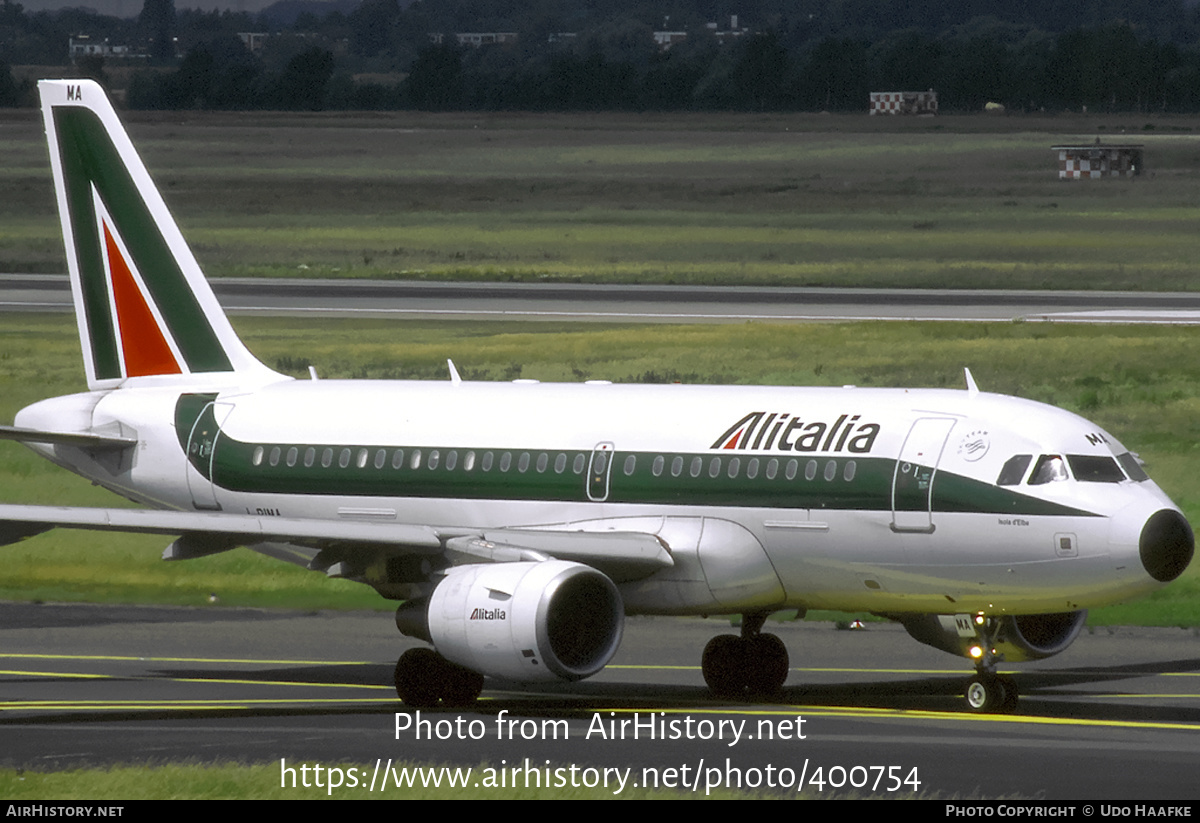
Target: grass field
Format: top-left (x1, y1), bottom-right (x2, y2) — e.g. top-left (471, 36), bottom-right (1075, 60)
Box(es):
top-left (0, 313), bottom-right (1196, 625)
top-left (5, 109), bottom-right (1200, 289)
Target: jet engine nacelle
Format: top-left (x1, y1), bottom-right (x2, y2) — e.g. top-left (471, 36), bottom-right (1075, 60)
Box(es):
top-left (900, 611), bottom-right (1087, 662)
top-left (396, 560), bottom-right (624, 683)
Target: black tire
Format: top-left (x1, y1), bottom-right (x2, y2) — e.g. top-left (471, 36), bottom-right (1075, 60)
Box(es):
top-left (442, 663), bottom-right (485, 707)
top-left (997, 674), bottom-right (1019, 713)
top-left (702, 634), bottom-right (747, 698)
top-left (965, 674), bottom-right (1006, 713)
top-left (394, 648), bottom-right (442, 708)
top-left (745, 633), bottom-right (789, 697)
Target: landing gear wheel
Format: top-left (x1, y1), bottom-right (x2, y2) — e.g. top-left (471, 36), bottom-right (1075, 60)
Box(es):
top-left (997, 674), bottom-right (1019, 713)
top-left (395, 648), bottom-right (442, 708)
top-left (745, 633), bottom-right (789, 697)
top-left (702, 634), bottom-right (747, 698)
top-left (441, 662), bottom-right (485, 708)
top-left (394, 648), bottom-right (484, 708)
top-left (965, 674), bottom-right (1017, 713)
top-left (703, 627), bottom-right (791, 700)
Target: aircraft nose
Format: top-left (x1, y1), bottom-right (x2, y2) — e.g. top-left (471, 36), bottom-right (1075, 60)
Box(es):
top-left (1140, 509), bottom-right (1194, 583)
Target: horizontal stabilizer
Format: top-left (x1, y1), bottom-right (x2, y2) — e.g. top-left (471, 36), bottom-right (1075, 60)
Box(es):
top-left (0, 425), bottom-right (137, 451)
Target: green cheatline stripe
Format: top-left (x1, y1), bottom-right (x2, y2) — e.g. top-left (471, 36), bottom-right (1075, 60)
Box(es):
top-left (54, 107), bottom-right (118, 379)
top-left (52, 107), bottom-right (233, 375)
top-left (173, 399), bottom-right (1094, 517)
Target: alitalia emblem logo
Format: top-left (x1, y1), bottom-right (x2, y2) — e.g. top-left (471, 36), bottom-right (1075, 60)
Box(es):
top-left (470, 607), bottom-right (506, 621)
top-left (711, 412), bottom-right (881, 453)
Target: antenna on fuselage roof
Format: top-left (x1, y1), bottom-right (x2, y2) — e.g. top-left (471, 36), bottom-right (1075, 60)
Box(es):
top-left (964, 367), bottom-right (979, 397)
top-left (447, 359), bottom-right (462, 385)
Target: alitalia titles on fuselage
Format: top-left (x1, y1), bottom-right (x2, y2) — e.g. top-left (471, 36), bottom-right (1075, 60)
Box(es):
top-left (711, 412), bottom-right (882, 454)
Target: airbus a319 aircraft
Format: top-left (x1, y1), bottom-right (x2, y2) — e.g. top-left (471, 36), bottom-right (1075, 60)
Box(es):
top-left (6, 79), bottom-right (1193, 713)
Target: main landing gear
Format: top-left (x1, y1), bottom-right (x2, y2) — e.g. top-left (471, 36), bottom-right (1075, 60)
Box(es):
top-left (963, 617), bottom-right (1018, 713)
top-left (394, 648), bottom-right (484, 708)
top-left (702, 612), bottom-right (790, 699)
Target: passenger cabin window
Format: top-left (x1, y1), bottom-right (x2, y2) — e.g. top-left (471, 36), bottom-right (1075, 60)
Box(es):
top-left (1067, 454), bottom-right (1126, 483)
top-left (1028, 454), bottom-right (1068, 485)
top-left (996, 454), bottom-right (1032, 486)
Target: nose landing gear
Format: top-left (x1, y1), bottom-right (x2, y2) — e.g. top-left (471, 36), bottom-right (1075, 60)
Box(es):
top-left (964, 617), bottom-right (1018, 713)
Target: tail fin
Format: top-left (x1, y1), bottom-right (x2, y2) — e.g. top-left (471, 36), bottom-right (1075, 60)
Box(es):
top-left (39, 80), bottom-right (276, 390)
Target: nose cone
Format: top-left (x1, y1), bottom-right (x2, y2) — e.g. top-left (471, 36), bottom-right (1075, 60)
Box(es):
top-left (1140, 510), bottom-right (1194, 583)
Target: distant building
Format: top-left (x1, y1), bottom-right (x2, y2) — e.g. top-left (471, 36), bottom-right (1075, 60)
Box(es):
top-left (652, 30), bottom-right (688, 50)
top-left (69, 35), bottom-right (147, 63)
top-left (428, 32), bottom-right (517, 47)
top-left (237, 32), bottom-right (268, 55)
top-left (1051, 143), bottom-right (1144, 179)
top-left (869, 90), bottom-right (938, 116)
top-left (706, 15), bottom-right (749, 45)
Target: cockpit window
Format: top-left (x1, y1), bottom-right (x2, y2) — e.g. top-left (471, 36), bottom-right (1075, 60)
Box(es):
top-left (996, 454), bottom-right (1032, 486)
top-left (1067, 454), bottom-right (1126, 483)
top-left (1117, 452), bottom-right (1149, 482)
top-left (1028, 454), bottom-right (1069, 485)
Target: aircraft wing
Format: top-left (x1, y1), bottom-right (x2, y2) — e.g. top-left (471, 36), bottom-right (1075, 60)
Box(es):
top-left (0, 503), bottom-right (673, 582)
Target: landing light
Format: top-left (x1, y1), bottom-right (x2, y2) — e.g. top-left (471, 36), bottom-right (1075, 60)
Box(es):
top-left (968, 645), bottom-right (983, 659)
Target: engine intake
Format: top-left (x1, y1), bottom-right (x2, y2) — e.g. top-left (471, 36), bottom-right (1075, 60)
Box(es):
top-left (396, 560), bottom-right (623, 682)
top-left (900, 611), bottom-right (1086, 662)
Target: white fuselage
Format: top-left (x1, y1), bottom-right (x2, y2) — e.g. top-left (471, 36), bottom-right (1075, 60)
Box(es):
top-left (17, 375), bottom-right (1180, 618)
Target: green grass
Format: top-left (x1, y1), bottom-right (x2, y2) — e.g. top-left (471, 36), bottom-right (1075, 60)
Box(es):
top-left (0, 762), bottom-right (785, 799)
top-left (0, 314), bottom-right (1197, 624)
top-left (7, 109), bottom-right (1200, 289)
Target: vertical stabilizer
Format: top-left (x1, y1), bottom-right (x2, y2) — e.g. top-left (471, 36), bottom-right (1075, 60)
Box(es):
top-left (39, 79), bottom-right (278, 390)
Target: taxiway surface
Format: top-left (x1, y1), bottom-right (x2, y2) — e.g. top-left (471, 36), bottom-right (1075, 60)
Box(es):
top-left (4, 275), bottom-right (1200, 324)
top-left (2, 601), bottom-right (1198, 798)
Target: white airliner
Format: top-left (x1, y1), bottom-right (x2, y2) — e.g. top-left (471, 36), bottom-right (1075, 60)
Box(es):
top-left (5, 79), bottom-right (1192, 713)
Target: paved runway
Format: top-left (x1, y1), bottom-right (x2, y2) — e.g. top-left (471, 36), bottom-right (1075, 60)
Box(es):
top-left (4, 274), bottom-right (1200, 323)
top-left (2, 601), bottom-right (1199, 798)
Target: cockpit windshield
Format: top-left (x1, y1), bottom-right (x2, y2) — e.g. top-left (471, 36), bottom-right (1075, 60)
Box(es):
top-left (996, 454), bottom-right (1032, 486)
top-left (1028, 454), bottom-right (1069, 485)
top-left (996, 451), bottom-right (1145, 486)
top-left (1117, 452), bottom-right (1149, 482)
top-left (1066, 454), bottom-right (1125, 483)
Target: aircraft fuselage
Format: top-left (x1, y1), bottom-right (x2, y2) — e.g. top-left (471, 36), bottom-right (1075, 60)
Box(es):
top-left (17, 379), bottom-right (1184, 618)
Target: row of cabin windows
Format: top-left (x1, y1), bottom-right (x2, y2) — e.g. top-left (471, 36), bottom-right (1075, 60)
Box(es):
top-left (250, 446), bottom-right (590, 475)
top-left (248, 446), bottom-right (857, 483)
top-left (650, 454), bottom-right (857, 483)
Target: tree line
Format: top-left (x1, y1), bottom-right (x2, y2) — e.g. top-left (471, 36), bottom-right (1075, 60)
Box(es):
top-left (4, 0), bottom-right (1200, 112)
